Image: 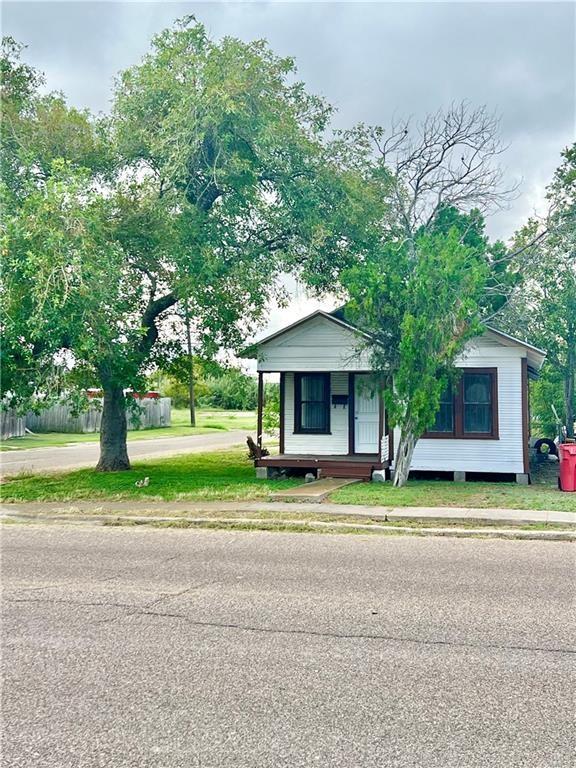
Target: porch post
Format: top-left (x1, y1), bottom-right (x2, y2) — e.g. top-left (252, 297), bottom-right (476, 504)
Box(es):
top-left (279, 373), bottom-right (285, 454)
top-left (378, 390), bottom-right (384, 458)
top-left (348, 373), bottom-right (355, 455)
top-left (257, 371), bottom-right (264, 451)
top-left (521, 357), bottom-right (530, 476)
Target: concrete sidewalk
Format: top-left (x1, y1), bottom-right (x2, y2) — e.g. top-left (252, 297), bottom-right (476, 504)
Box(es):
top-left (2, 499), bottom-right (574, 526)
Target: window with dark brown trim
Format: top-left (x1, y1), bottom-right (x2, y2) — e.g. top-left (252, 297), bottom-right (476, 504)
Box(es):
top-left (423, 368), bottom-right (499, 440)
top-left (294, 373), bottom-right (331, 434)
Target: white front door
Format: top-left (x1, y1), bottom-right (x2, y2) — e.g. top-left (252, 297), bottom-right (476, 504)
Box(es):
top-left (354, 375), bottom-right (379, 454)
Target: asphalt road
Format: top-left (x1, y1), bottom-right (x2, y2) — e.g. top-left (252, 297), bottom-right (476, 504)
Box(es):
top-left (0, 430), bottom-right (247, 477)
top-left (3, 527), bottom-right (575, 768)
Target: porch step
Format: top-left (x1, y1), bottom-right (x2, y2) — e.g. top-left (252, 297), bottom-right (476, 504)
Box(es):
top-left (323, 466), bottom-right (375, 480)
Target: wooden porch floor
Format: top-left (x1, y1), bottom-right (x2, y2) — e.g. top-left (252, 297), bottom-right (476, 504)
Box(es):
top-left (256, 453), bottom-right (387, 480)
top-left (257, 453), bottom-right (381, 464)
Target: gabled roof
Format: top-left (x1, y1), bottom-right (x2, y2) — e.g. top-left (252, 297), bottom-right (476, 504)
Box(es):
top-left (479, 327), bottom-right (546, 374)
top-left (243, 309), bottom-right (373, 356)
top-left (482, 326), bottom-right (546, 356)
top-left (243, 306), bottom-right (546, 373)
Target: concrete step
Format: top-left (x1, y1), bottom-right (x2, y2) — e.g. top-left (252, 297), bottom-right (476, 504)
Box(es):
top-left (269, 477), bottom-right (361, 503)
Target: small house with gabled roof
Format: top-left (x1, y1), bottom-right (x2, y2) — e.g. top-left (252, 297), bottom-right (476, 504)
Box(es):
top-left (243, 309), bottom-right (546, 483)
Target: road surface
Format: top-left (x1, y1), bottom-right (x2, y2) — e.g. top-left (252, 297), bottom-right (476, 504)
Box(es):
top-left (0, 430), bottom-right (247, 477)
top-left (3, 526), bottom-right (575, 767)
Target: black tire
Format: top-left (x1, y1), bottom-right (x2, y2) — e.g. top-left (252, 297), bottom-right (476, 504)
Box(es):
top-left (534, 438), bottom-right (558, 457)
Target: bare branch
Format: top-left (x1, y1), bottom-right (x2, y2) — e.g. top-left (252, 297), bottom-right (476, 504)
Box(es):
top-left (373, 102), bottom-right (519, 238)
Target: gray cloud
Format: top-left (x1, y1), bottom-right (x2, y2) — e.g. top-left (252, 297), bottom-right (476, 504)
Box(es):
top-left (3, 1), bottom-right (574, 242)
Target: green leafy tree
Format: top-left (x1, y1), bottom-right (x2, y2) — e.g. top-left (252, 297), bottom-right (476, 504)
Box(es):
top-left (345, 225), bottom-right (489, 485)
top-left (501, 145), bottom-right (576, 437)
top-left (530, 364), bottom-right (568, 439)
top-left (342, 104), bottom-right (515, 486)
top-left (2, 21), bottom-right (371, 470)
top-left (262, 382), bottom-right (280, 435)
top-left (198, 369), bottom-right (258, 411)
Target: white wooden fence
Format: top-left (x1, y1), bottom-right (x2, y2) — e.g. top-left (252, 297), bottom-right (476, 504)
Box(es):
top-left (0, 410), bottom-right (26, 440)
top-left (25, 398), bottom-right (171, 434)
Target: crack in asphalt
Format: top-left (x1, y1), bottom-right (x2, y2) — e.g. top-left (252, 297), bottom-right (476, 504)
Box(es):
top-left (128, 612), bottom-right (576, 657)
top-left (8, 594), bottom-right (574, 657)
top-left (7, 597), bottom-right (137, 609)
top-left (5, 579), bottom-right (223, 625)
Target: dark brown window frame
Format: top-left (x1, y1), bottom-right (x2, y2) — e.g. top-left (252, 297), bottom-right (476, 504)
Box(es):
top-left (423, 368), bottom-right (499, 440)
top-left (294, 372), bottom-right (331, 435)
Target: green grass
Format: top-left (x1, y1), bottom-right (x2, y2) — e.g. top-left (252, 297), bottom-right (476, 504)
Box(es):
top-left (4, 516), bottom-right (572, 538)
top-left (2, 446), bottom-right (573, 512)
top-left (330, 479), bottom-right (576, 513)
top-left (1, 449), bottom-right (298, 503)
top-left (0, 408), bottom-right (256, 451)
top-left (100, 518), bottom-right (574, 535)
top-left (1, 448), bottom-right (576, 519)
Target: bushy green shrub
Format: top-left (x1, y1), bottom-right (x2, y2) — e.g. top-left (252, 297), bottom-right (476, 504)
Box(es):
top-left (162, 377), bottom-right (189, 409)
top-left (198, 369), bottom-right (258, 411)
top-left (530, 364), bottom-right (573, 439)
top-left (263, 382), bottom-right (280, 434)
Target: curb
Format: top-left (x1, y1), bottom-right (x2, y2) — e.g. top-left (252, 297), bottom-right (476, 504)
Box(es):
top-left (2, 511), bottom-right (575, 541)
top-left (2, 500), bottom-right (574, 527)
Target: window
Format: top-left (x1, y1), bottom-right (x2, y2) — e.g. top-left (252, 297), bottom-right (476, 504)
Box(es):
top-left (430, 384), bottom-right (454, 433)
top-left (463, 373), bottom-right (493, 434)
top-left (423, 369), bottom-right (498, 439)
top-left (295, 373), bottom-right (330, 434)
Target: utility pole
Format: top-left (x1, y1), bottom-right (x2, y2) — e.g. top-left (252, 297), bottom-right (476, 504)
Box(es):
top-left (184, 301), bottom-right (196, 427)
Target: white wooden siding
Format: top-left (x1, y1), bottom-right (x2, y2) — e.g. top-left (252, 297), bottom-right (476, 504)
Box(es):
top-left (284, 372), bottom-right (350, 454)
top-left (393, 342), bottom-right (526, 474)
top-left (270, 322), bottom-right (528, 472)
top-left (258, 316), bottom-right (372, 372)
top-left (381, 434), bottom-right (389, 463)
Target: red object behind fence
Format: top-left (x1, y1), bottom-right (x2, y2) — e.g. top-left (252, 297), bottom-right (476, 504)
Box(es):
top-left (558, 443), bottom-right (576, 492)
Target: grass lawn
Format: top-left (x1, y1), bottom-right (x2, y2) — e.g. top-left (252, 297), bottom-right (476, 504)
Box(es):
top-left (0, 408), bottom-right (256, 451)
top-left (2, 447), bottom-right (573, 512)
top-left (1, 449), bottom-right (298, 503)
top-left (330, 478), bottom-right (576, 513)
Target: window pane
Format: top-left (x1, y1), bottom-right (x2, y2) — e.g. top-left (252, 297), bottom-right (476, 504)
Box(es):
top-left (464, 374), bottom-right (491, 405)
top-left (431, 385), bottom-right (453, 432)
top-left (301, 375), bottom-right (324, 402)
top-left (464, 373), bottom-right (492, 433)
top-left (433, 402), bottom-right (454, 432)
top-left (298, 374), bottom-right (329, 432)
top-left (302, 402), bottom-right (327, 431)
top-left (464, 404), bottom-right (492, 433)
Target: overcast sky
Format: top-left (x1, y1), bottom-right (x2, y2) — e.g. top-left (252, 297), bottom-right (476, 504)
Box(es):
top-left (3, 1), bottom-right (575, 341)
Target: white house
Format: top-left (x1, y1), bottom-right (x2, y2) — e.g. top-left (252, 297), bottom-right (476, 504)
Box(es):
top-left (246, 309), bottom-right (546, 483)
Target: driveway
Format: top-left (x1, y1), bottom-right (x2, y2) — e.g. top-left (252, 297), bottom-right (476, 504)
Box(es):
top-left (3, 526), bottom-right (575, 767)
top-left (0, 430), bottom-right (247, 477)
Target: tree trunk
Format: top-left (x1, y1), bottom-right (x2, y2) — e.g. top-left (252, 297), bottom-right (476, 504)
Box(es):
top-left (188, 365), bottom-right (196, 428)
top-left (392, 420), bottom-right (417, 487)
top-left (96, 385), bottom-right (130, 471)
top-left (565, 370), bottom-right (575, 438)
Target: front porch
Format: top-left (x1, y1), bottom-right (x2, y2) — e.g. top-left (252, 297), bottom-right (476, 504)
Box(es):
top-left (255, 453), bottom-right (388, 481)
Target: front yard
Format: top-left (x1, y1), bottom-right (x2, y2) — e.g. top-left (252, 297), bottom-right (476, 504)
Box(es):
top-left (2, 447), bottom-right (573, 512)
top-left (1, 450), bottom-right (299, 503)
top-left (330, 477), bottom-right (573, 512)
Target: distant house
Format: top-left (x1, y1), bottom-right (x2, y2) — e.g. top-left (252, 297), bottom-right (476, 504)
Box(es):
top-left (244, 309), bottom-right (546, 484)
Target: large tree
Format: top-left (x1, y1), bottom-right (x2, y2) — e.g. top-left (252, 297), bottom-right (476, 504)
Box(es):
top-left (501, 145), bottom-right (576, 437)
top-left (341, 105), bottom-right (516, 486)
top-left (1, 21), bottom-right (372, 470)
